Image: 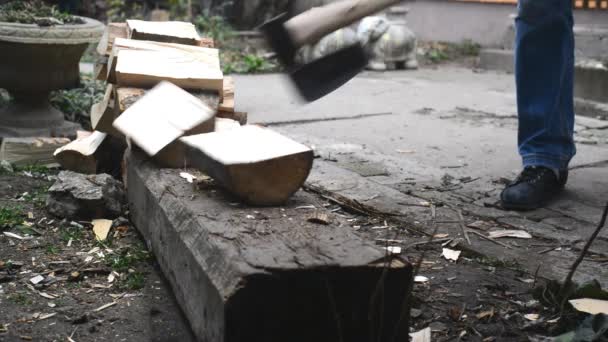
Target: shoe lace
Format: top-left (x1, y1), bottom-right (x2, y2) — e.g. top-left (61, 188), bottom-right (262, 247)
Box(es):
top-left (514, 167), bottom-right (551, 185)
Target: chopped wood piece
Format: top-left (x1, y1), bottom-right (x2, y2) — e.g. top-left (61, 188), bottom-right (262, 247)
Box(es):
top-left (307, 211), bottom-right (330, 225)
top-left (113, 87), bottom-right (146, 114)
top-left (96, 23), bottom-right (128, 56)
top-left (76, 131), bottom-right (92, 140)
top-left (217, 110), bottom-right (248, 125)
top-left (107, 38), bottom-right (221, 84)
top-left (180, 125), bottom-right (314, 206)
top-left (197, 37), bottom-right (215, 48)
top-left (94, 56), bottom-right (109, 81)
top-left (127, 20), bottom-right (201, 45)
top-left (214, 117), bottom-right (241, 132)
top-left (92, 219), bottom-right (113, 241)
top-left (113, 81), bottom-right (215, 158)
top-left (219, 76), bottom-right (235, 112)
top-left (0, 137), bottom-right (70, 167)
top-left (114, 49), bottom-right (223, 93)
top-left (91, 85), bottom-right (121, 137)
top-left (53, 131), bottom-right (107, 174)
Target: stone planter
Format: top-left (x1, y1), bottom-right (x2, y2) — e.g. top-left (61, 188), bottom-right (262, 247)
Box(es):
top-left (0, 17), bottom-right (104, 138)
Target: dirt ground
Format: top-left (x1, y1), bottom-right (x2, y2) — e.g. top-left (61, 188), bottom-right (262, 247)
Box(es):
top-left (0, 168), bottom-right (569, 342)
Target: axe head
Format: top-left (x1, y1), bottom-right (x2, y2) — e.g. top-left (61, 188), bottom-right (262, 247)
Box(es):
top-left (261, 14), bottom-right (369, 102)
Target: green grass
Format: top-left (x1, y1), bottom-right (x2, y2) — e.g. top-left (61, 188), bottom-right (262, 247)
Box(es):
top-left (46, 245), bottom-right (60, 255)
top-left (0, 207), bottom-right (24, 230)
top-left (22, 185), bottom-right (49, 208)
top-left (8, 292), bottom-right (32, 305)
top-left (105, 244), bottom-right (151, 273)
top-left (15, 164), bottom-right (49, 174)
top-left (120, 272), bottom-right (146, 290)
top-left (60, 226), bottom-right (84, 243)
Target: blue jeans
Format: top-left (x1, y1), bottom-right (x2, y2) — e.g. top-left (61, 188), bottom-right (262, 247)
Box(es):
top-left (515, 0), bottom-right (576, 170)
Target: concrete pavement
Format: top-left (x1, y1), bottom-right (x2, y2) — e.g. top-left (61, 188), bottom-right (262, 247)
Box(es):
top-left (234, 67), bottom-right (608, 286)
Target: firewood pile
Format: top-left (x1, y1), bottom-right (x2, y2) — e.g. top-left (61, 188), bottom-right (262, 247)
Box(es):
top-left (53, 19), bottom-right (314, 206)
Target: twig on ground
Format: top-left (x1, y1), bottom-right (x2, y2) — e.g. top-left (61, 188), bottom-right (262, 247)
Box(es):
top-left (469, 230), bottom-right (512, 249)
top-left (456, 210), bottom-right (471, 245)
top-left (559, 201), bottom-right (608, 313)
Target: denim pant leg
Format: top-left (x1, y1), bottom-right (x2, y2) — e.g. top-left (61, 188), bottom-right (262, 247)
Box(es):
top-left (515, 0), bottom-right (576, 170)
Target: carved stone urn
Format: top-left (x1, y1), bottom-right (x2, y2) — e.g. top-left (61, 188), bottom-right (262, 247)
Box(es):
top-left (0, 17), bottom-right (104, 138)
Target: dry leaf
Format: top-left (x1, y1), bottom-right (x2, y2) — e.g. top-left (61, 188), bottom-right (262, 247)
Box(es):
top-left (409, 327), bottom-right (431, 342)
top-left (92, 219), bottom-right (113, 241)
top-left (476, 308), bottom-right (495, 320)
top-left (29, 275), bottom-right (44, 285)
top-left (524, 313), bottom-right (539, 321)
top-left (488, 230), bottom-right (532, 239)
top-left (569, 298), bottom-right (608, 315)
top-left (467, 220), bottom-right (495, 231)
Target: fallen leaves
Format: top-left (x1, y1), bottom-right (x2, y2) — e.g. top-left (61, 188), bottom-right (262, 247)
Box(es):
top-left (442, 248), bottom-right (461, 262)
top-left (569, 298), bottom-right (608, 315)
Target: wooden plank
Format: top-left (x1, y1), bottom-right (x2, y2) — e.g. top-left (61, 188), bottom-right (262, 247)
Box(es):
top-left (0, 137), bottom-right (70, 167)
top-left (125, 148), bottom-right (412, 342)
top-left (91, 84), bottom-right (121, 137)
top-left (217, 110), bottom-right (248, 125)
top-left (113, 81), bottom-right (215, 159)
top-left (126, 19), bottom-right (201, 46)
top-left (106, 38), bottom-right (221, 83)
top-left (114, 49), bottom-right (223, 93)
top-left (96, 22), bottom-right (128, 56)
top-left (219, 76), bottom-right (235, 112)
top-left (180, 125), bottom-right (314, 206)
top-left (53, 131), bottom-right (107, 174)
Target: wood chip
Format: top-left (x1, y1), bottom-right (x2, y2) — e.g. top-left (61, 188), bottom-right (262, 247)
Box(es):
top-left (3, 232), bottom-right (26, 240)
top-left (410, 327), bottom-right (431, 342)
top-left (384, 246), bottom-right (402, 254)
top-left (415, 276), bottom-right (429, 283)
top-left (38, 292), bottom-right (57, 299)
top-left (179, 172), bottom-right (197, 183)
top-left (488, 230), bottom-right (532, 239)
top-left (442, 248), bottom-right (461, 261)
top-left (569, 298), bottom-right (608, 315)
top-left (467, 220), bottom-right (495, 231)
top-left (94, 302), bottom-right (117, 312)
top-left (524, 313), bottom-right (539, 321)
top-left (38, 313), bottom-right (57, 320)
top-left (92, 219), bottom-right (113, 241)
top-left (29, 275), bottom-right (44, 285)
top-left (307, 211), bottom-right (330, 225)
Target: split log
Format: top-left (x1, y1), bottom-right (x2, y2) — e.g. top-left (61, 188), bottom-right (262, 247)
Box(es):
top-left (0, 137), bottom-right (70, 167)
top-left (53, 131), bottom-right (127, 178)
top-left (112, 81), bottom-right (216, 166)
top-left (113, 86), bottom-right (219, 115)
top-left (219, 76), bottom-right (235, 112)
top-left (126, 148), bottom-right (413, 342)
top-left (94, 56), bottom-right (109, 81)
top-left (113, 49), bottom-right (223, 93)
top-left (91, 84), bottom-right (121, 137)
top-left (106, 38), bottom-right (221, 84)
top-left (126, 19), bottom-right (201, 46)
top-left (180, 125), bottom-right (314, 206)
top-left (214, 117), bottom-right (241, 132)
top-left (96, 22), bottom-right (128, 56)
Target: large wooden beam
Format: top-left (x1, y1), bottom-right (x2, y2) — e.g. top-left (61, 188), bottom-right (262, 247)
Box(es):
top-left (126, 148), bottom-right (412, 342)
top-left (180, 125), bottom-right (314, 206)
top-left (112, 82), bottom-right (215, 167)
top-left (113, 49), bottom-right (223, 93)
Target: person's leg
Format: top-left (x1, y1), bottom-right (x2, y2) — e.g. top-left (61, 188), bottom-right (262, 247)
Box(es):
top-left (501, 0), bottom-right (575, 210)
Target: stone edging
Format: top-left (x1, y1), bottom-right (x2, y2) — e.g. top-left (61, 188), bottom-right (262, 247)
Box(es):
top-left (0, 16), bottom-right (104, 44)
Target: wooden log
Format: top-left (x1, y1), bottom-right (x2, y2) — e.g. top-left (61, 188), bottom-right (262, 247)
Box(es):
top-left (94, 56), bottom-right (109, 82)
top-left (53, 131), bottom-right (107, 174)
top-left (113, 86), bottom-right (220, 115)
top-left (125, 148), bottom-right (413, 342)
top-left (219, 76), bottom-right (235, 112)
top-left (0, 137), bottom-right (70, 167)
top-left (91, 84), bottom-right (121, 137)
top-left (112, 81), bottom-right (216, 161)
top-left (126, 19), bottom-right (201, 46)
top-left (180, 125), bottom-right (314, 206)
top-left (113, 49), bottom-right (223, 93)
top-left (96, 22), bottom-right (128, 56)
top-left (106, 38), bottom-right (221, 84)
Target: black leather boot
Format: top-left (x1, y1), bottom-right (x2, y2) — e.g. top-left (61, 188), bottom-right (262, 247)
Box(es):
top-left (500, 166), bottom-right (568, 210)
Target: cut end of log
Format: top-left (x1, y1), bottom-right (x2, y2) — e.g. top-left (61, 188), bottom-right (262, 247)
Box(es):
top-left (126, 19), bottom-right (201, 46)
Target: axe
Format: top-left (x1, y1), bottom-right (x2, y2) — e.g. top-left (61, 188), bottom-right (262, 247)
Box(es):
top-left (261, 0), bottom-right (402, 102)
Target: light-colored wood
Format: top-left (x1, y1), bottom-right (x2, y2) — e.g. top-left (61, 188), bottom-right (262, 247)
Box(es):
top-left (113, 87), bottom-right (147, 114)
top-left (94, 56), bottom-right (109, 81)
top-left (219, 76), bottom-right (235, 112)
top-left (127, 19), bottom-right (201, 46)
top-left (96, 23), bottom-right (128, 56)
top-left (114, 49), bottom-right (223, 93)
top-left (214, 117), bottom-right (241, 132)
top-left (113, 81), bottom-right (216, 158)
top-left (217, 110), bottom-right (247, 125)
top-left (91, 84), bottom-right (122, 137)
top-left (0, 137), bottom-right (70, 167)
top-left (285, 0), bottom-right (401, 47)
top-left (180, 125), bottom-right (314, 205)
top-left (53, 131), bottom-right (108, 174)
top-left (106, 38), bottom-right (221, 83)
top-left (197, 37), bottom-right (215, 48)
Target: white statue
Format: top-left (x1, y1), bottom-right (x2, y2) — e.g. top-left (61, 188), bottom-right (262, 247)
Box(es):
top-left (358, 16), bottom-right (418, 71)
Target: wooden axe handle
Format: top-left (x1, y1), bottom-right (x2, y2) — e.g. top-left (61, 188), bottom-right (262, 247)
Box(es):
top-left (285, 0), bottom-right (402, 47)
